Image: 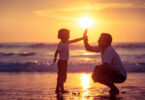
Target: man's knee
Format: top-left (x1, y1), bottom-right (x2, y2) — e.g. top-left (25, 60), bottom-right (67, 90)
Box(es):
top-left (92, 70), bottom-right (104, 82)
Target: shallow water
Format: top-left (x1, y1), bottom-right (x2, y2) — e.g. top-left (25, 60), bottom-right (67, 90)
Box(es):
top-left (0, 72), bottom-right (145, 100)
top-left (0, 43), bottom-right (145, 73)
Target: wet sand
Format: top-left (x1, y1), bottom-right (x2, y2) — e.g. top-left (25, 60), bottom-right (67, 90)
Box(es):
top-left (0, 72), bottom-right (145, 100)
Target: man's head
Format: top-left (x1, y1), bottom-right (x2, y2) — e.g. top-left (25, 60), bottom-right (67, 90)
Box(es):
top-left (98, 33), bottom-right (112, 49)
top-left (58, 29), bottom-right (70, 41)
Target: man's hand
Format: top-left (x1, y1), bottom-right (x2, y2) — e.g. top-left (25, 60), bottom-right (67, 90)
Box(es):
top-left (83, 28), bottom-right (88, 38)
top-left (83, 29), bottom-right (88, 41)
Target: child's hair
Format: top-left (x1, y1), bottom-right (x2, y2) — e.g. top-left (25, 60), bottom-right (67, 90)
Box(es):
top-left (101, 33), bottom-right (112, 46)
top-left (58, 28), bottom-right (70, 39)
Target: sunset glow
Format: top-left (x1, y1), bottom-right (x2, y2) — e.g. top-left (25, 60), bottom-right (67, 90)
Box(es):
top-left (0, 0), bottom-right (145, 42)
top-left (78, 17), bottom-right (93, 28)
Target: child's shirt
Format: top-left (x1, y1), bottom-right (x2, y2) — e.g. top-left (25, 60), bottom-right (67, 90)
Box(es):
top-left (93, 46), bottom-right (127, 78)
top-left (57, 41), bottom-right (69, 60)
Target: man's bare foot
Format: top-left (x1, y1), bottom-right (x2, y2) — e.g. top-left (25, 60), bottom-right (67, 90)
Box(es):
top-left (109, 88), bottom-right (119, 95)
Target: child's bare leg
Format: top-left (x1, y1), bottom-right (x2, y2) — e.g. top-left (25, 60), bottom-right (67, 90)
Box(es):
top-left (60, 82), bottom-right (69, 93)
top-left (60, 82), bottom-right (64, 91)
top-left (56, 81), bottom-right (59, 90)
top-left (55, 81), bottom-right (60, 93)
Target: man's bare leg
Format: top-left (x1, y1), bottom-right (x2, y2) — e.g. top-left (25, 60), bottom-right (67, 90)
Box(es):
top-left (95, 71), bottom-right (119, 95)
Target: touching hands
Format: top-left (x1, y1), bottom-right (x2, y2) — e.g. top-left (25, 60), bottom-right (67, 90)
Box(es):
top-left (83, 29), bottom-right (88, 41)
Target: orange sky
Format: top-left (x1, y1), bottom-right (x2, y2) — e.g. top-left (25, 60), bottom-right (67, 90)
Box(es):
top-left (0, 0), bottom-right (145, 43)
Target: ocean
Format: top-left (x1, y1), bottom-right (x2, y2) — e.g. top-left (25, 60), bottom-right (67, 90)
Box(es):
top-left (0, 42), bottom-right (145, 73)
top-left (0, 42), bottom-right (145, 100)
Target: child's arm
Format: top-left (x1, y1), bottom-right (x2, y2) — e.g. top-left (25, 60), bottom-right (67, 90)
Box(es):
top-left (69, 37), bottom-right (83, 44)
top-left (53, 50), bottom-right (59, 63)
top-left (69, 29), bottom-right (88, 43)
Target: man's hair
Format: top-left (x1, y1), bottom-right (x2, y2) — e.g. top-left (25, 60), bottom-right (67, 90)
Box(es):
top-left (58, 28), bottom-right (70, 39)
top-left (101, 33), bottom-right (112, 46)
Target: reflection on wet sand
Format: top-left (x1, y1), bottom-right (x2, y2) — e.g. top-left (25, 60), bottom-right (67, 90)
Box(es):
top-left (57, 73), bottom-right (119, 100)
top-left (80, 73), bottom-right (118, 100)
top-left (81, 73), bottom-right (91, 90)
top-left (81, 73), bottom-right (92, 100)
top-left (0, 72), bottom-right (136, 100)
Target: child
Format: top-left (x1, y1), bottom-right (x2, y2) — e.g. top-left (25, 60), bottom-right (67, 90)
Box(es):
top-left (53, 28), bottom-right (86, 93)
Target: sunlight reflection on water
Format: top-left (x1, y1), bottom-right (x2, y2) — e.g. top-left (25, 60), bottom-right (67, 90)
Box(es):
top-left (81, 73), bottom-right (91, 90)
top-left (80, 73), bottom-right (94, 100)
top-left (0, 73), bottom-right (144, 100)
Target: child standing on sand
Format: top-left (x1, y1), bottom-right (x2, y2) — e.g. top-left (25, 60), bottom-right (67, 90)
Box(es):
top-left (53, 28), bottom-right (86, 93)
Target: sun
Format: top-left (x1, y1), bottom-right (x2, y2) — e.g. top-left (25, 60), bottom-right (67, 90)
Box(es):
top-left (78, 17), bottom-right (93, 28)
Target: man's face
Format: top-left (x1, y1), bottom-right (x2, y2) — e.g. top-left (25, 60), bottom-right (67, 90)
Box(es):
top-left (98, 36), bottom-right (107, 49)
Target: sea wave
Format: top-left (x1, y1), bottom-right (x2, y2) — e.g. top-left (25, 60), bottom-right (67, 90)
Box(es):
top-left (0, 52), bottom-right (35, 57)
top-left (0, 62), bottom-right (56, 72)
top-left (0, 52), bottom-right (14, 56)
top-left (0, 43), bottom-right (145, 49)
top-left (0, 61), bottom-right (144, 72)
top-left (113, 43), bottom-right (145, 49)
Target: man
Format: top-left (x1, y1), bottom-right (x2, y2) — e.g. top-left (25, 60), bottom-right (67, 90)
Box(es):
top-left (83, 30), bottom-right (127, 95)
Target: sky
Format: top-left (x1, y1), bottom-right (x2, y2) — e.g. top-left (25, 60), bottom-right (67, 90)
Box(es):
top-left (0, 0), bottom-right (145, 43)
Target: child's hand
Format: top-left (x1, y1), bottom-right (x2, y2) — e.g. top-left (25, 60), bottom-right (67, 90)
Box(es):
top-left (53, 58), bottom-right (57, 63)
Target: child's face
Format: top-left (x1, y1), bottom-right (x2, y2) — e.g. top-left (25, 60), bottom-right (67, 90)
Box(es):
top-left (61, 34), bottom-right (69, 41)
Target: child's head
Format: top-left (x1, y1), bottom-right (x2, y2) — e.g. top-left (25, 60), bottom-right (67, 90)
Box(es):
top-left (98, 33), bottom-right (112, 49)
top-left (58, 28), bottom-right (70, 41)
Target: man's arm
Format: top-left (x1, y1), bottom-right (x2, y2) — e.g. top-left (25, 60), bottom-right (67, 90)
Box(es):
top-left (69, 37), bottom-right (83, 43)
top-left (83, 28), bottom-right (94, 52)
top-left (53, 50), bottom-right (59, 63)
top-left (83, 38), bottom-right (94, 52)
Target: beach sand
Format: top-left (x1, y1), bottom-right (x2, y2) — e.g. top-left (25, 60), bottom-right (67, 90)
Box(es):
top-left (0, 72), bottom-right (145, 100)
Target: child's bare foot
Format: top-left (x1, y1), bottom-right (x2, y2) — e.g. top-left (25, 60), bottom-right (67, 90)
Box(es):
top-left (61, 90), bottom-right (69, 94)
top-left (55, 89), bottom-right (60, 94)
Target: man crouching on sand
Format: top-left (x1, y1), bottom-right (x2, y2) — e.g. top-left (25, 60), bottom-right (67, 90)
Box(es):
top-left (83, 29), bottom-right (127, 96)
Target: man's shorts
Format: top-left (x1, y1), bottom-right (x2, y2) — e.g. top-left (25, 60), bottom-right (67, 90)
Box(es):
top-left (92, 65), bottom-right (126, 83)
top-left (57, 60), bottom-right (68, 84)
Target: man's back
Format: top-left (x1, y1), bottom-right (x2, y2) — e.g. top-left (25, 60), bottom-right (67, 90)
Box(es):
top-left (102, 46), bottom-right (127, 77)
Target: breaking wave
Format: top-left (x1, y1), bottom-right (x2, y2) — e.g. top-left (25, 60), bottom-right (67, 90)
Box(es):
top-left (0, 61), bottom-right (144, 72)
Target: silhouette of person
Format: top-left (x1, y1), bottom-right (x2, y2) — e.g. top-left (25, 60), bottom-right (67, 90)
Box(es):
top-left (83, 29), bottom-right (127, 96)
top-left (54, 28), bottom-right (86, 94)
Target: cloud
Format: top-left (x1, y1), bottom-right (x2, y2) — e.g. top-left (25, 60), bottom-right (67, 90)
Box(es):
top-left (33, 2), bottom-right (145, 22)
top-left (1, 0), bottom-right (144, 21)
top-left (91, 0), bottom-right (145, 4)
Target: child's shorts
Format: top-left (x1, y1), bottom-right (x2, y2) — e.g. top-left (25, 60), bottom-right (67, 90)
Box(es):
top-left (57, 60), bottom-right (68, 84)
